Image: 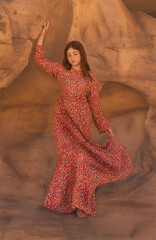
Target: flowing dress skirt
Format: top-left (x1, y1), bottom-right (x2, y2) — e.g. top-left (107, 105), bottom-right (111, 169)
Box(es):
top-left (41, 96), bottom-right (133, 216)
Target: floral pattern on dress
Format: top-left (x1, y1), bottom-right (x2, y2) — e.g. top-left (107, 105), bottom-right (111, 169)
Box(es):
top-left (33, 44), bottom-right (133, 216)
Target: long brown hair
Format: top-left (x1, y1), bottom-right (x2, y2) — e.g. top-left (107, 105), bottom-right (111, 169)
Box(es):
top-left (62, 41), bottom-right (93, 82)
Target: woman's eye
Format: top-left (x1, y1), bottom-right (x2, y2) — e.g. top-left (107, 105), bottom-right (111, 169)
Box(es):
top-left (67, 52), bottom-right (78, 57)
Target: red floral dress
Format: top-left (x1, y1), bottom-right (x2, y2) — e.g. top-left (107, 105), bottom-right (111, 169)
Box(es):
top-left (33, 45), bottom-right (133, 216)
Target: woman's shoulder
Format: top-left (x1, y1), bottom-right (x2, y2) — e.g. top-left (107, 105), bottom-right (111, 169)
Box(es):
top-left (49, 62), bottom-right (67, 73)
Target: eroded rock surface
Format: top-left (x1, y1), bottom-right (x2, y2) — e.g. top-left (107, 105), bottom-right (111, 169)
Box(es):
top-left (0, 0), bottom-right (47, 88)
top-left (123, 0), bottom-right (156, 18)
top-left (0, 0), bottom-right (156, 239)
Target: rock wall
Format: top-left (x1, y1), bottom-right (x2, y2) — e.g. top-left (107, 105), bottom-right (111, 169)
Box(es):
top-left (0, 0), bottom-right (156, 239)
top-left (0, 0), bottom-right (155, 211)
top-left (0, 0), bottom-right (48, 89)
top-left (123, 0), bottom-right (156, 18)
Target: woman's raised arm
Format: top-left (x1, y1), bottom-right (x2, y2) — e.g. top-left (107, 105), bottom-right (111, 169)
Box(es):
top-left (37, 18), bottom-right (49, 46)
top-left (33, 18), bottom-right (63, 79)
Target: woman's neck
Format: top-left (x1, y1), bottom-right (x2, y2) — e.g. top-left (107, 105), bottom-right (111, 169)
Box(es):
top-left (71, 66), bottom-right (81, 71)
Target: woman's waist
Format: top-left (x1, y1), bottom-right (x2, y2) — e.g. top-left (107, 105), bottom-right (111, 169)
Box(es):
top-left (56, 95), bottom-right (89, 108)
top-left (59, 94), bottom-right (88, 102)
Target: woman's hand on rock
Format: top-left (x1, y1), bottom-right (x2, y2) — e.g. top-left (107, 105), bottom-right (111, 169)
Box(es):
top-left (42, 18), bottom-right (49, 33)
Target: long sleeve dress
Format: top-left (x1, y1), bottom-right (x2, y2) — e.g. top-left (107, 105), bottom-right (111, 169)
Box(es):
top-left (33, 44), bottom-right (133, 216)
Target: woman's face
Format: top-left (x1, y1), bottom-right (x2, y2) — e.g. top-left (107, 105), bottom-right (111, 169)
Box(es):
top-left (66, 47), bottom-right (81, 69)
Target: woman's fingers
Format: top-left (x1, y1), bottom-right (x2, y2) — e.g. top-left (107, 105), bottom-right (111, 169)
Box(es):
top-left (45, 18), bottom-right (49, 28)
top-left (42, 18), bottom-right (49, 31)
top-left (109, 129), bottom-right (114, 136)
top-left (47, 18), bottom-right (49, 27)
top-left (105, 128), bottom-right (115, 137)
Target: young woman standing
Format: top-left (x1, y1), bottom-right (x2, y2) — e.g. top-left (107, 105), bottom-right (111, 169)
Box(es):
top-left (33, 18), bottom-right (133, 218)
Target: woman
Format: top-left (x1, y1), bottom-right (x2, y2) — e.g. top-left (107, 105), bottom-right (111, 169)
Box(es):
top-left (33, 18), bottom-right (133, 218)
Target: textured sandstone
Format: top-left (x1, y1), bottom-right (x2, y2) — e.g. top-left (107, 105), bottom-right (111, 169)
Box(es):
top-left (0, 0), bottom-right (156, 239)
top-left (123, 0), bottom-right (156, 18)
top-left (0, 0), bottom-right (47, 88)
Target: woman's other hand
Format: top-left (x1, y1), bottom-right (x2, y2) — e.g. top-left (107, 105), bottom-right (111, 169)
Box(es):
top-left (105, 128), bottom-right (115, 138)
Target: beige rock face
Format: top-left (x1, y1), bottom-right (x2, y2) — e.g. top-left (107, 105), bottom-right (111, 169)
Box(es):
top-left (0, 0), bottom-right (156, 239)
top-left (0, 0), bottom-right (47, 89)
top-left (123, 0), bottom-right (156, 18)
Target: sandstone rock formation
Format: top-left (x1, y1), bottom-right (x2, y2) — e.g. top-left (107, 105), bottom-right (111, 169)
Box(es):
top-left (123, 0), bottom-right (156, 18)
top-left (0, 0), bottom-right (156, 239)
top-left (0, 0), bottom-right (47, 89)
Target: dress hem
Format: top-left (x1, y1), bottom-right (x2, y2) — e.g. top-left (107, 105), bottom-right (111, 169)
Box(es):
top-left (41, 202), bottom-right (97, 216)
